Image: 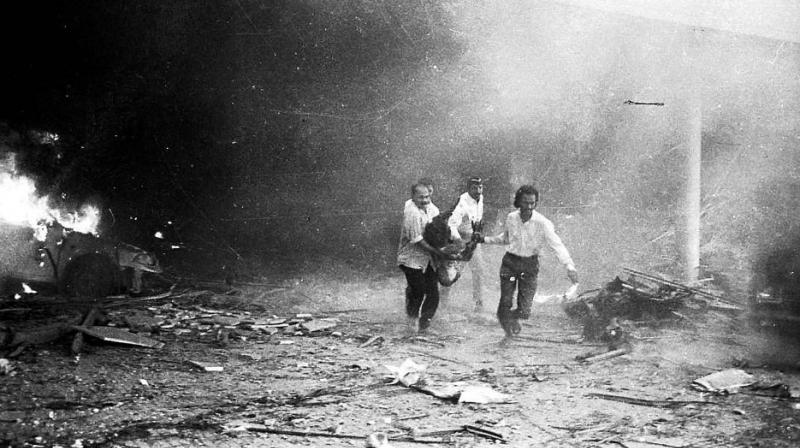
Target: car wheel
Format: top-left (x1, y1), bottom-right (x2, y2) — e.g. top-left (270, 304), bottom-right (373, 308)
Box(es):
top-left (62, 254), bottom-right (120, 297)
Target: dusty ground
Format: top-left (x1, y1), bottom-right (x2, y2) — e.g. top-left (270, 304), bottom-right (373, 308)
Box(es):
top-left (2, 256), bottom-right (800, 448)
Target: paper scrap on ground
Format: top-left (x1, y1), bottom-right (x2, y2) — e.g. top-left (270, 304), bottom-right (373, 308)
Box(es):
top-left (385, 358), bottom-right (427, 387)
top-left (384, 360), bottom-right (515, 404)
top-left (458, 385), bottom-right (515, 404)
top-left (692, 368), bottom-right (755, 393)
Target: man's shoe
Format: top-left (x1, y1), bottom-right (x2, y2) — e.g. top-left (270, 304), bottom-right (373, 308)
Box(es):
top-left (499, 320), bottom-right (514, 338)
top-left (418, 318), bottom-right (431, 333)
top-left (406, 316), bottom-right (418, 335)
top-left (511, 320), bottom-right (522, 335)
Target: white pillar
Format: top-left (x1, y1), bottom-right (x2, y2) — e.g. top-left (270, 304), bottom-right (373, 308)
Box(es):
top-left (685, 96), bottom-right (701, 282)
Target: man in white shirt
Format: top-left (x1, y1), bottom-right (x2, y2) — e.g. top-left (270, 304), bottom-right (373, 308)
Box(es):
top-left (480, 184), bottom-right (579, 339)
top-left (446, 177), bottom-right (485, 312)
top-left (398, 181), bottom-right (447, 333)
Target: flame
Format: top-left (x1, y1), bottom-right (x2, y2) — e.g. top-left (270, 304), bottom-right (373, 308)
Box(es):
top-left (51, 204), bottom-right (101, 235)
top-left (0, 154), bottom-right (100, 239)
top-left (0, 172), bottom-right (50, 227)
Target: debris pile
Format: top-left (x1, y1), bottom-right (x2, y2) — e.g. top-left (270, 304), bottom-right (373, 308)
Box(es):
top-left (0, 291), bottom-right (344, 357)
top-left (563, 268), bottom-right (740, 342)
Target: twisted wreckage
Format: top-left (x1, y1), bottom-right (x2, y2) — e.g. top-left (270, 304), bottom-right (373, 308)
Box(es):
top-left (563, 267), bottom-right (742, 345)
top-left (1, 222), bottom-right (162, 298)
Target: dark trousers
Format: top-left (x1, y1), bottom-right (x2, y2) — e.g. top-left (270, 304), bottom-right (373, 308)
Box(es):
top-left (400, 264), bottom-right (439, 328)
top-left (497, 253), bottom-right (539, 332)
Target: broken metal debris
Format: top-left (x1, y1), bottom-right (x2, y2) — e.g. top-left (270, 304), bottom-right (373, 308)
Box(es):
top-left (222, 420), bottom-right (444, 444)
top-left (71, 325), bottom-right (165, 349)
top-left (586, 392), bottom-right (720, 409)
top-left (563, 276), bottom-right (686, 341)
top-left (462, 424), bottom-right (507, 442)
top-left (563, 269), bottom-right (741, 349)
top-left (0, 294), bottom-right (348, 358)
top-left (622, 268), bottom-right (741, 310)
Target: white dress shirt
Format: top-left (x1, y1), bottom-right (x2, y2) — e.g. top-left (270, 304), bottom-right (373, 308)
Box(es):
top-left (397, 201), bottom-right (439, 269)
top-left (484, 209), bottom-right (575, 271)
top-left (447, 192), bottom-right (483, 240)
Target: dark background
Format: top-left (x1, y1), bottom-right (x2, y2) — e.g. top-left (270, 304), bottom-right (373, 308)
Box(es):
top-left (0, 1), bottom-right (798, 294)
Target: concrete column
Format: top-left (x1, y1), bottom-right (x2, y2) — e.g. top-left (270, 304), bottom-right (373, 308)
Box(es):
top-left (685, 96), bottom-right (702, 282)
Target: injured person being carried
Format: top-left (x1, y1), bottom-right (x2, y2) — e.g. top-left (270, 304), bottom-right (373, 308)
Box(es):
top-left (422, 209), bottom-right (483, 287)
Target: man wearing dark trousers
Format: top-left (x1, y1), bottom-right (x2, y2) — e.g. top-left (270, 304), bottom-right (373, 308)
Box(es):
top-left (480, 184), bottom-right (579, 340)
top-left (398, 182), bottom-right (450, 333)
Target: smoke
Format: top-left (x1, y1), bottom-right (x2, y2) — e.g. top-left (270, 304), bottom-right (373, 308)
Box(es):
top-left (217, 1), bottom-right (800, 292)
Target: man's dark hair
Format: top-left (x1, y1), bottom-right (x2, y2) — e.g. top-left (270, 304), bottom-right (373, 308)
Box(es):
top-left (467, 176), bottom-right (483, 187)
top-left (411, 182), bottom-right (429, 196)
top-left (513, 184), bottom-right (539, 208)
top-left (418, 177), bottom-right (434, 187)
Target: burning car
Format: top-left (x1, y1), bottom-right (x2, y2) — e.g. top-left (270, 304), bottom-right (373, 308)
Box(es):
top-left (0, 151), bottom-right (161, 298)
top-left (0, 222), bottom-right (162, 298)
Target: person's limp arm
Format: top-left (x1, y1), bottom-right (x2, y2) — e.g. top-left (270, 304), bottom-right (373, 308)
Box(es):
top-left (416, 238), bottom-right (459, 260)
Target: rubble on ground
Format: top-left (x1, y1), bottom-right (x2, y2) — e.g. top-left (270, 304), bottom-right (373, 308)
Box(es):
top-left (563, 268), bottom-right (742, 342)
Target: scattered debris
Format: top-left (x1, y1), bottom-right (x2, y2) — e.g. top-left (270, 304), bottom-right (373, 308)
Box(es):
top-left (349, 359), bottom-right (376, 370)
top-left (577, 345), bottom-right (632, 364)
top-left (225, 423), bottom-right (443, 444)
top-left (385, 358), bottom-right (427, 387)
top-left (71, 307), bottom-right (101, 355)
top-left (404, 335), bottom-right (446, 347)
top-left (365, 431), bottom-right (391, 447)
top-left (1, 318), bottom-right (82, 356)
top-left (457, 386), bottom-right (515, 404)
top-left (187, 360), bottom-right (224, 372)
top-left (746, 382), bottom-right (798, 400)
top-left (413, 424), bottom-right (508, 443)
top-left (586, 393), bottom-right (720, 409)
top-left (0, 358), bottom-right (11, 375)
top-left (72, 325), bottom-right (165, 349)
top-left (300, 317), bottom-right (338, 333)
top-left (462, 424), bottom-right (507, 442)
top-left (359, 335), bottom-right (384, 348)
top-left (623, 268), bottom-right (741, 310)
top-left (237, 352), bottom-right (262, 362)
top-left (384, 359), bottom-right (515, 404)
top-left (563, 276), bottom-right (686, 341)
